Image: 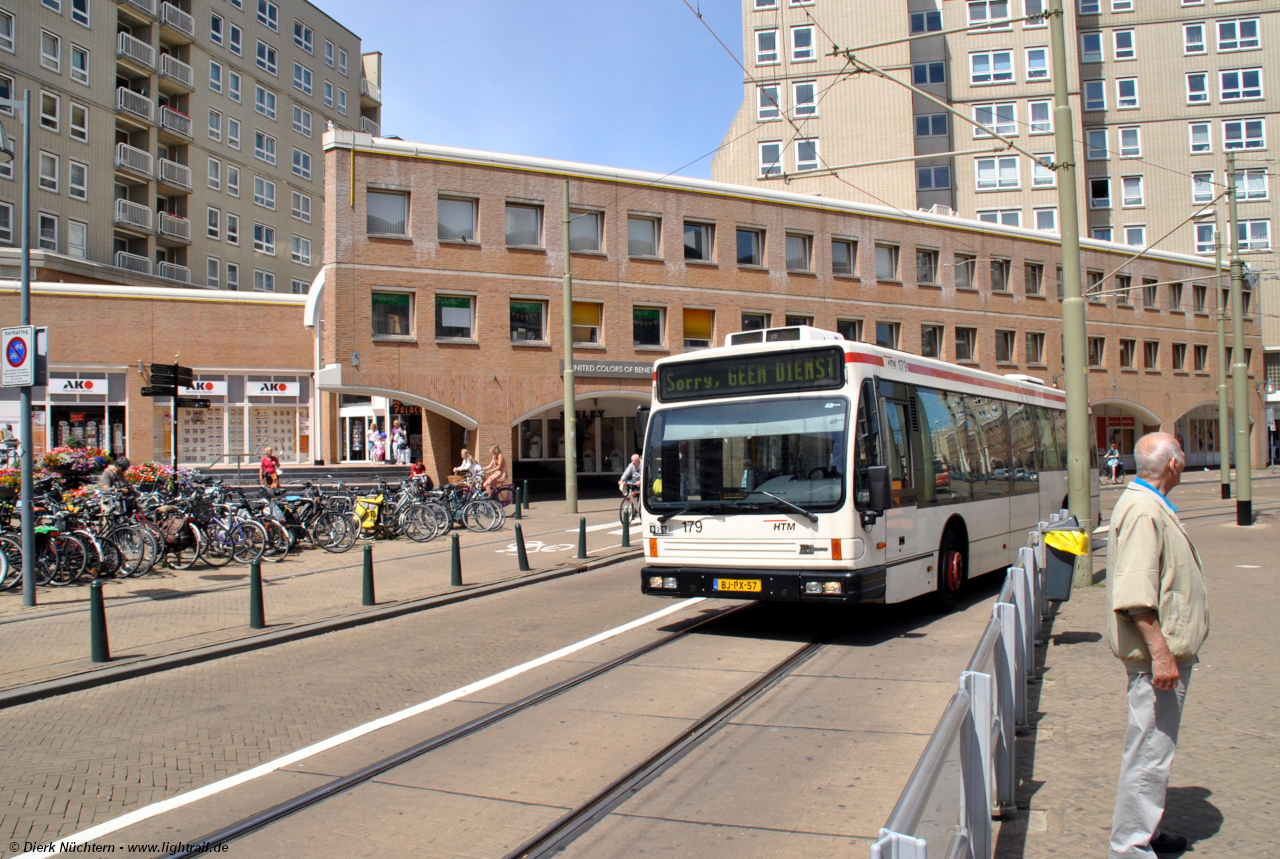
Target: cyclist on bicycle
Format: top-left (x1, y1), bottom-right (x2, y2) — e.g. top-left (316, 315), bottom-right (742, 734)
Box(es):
top-left (618, 453), bottom-right (642, 498)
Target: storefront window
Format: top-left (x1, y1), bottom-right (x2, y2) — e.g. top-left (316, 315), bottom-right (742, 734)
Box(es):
top-left (510, 300), bottom-right (545, 342)
top-left (372, 291), bottom-right (413, 337)
top-left (520, 419), bottom-right (545, 459)
top-left (633, 307), bottom-right (664, 347)
top-left (547, 416), bottom-right (565, 459)
top-left (435, 295), bottom-right (474, 339)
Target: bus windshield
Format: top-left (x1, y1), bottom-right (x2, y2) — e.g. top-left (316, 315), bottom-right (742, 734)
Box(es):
top-left (643, 396), bottom-right (849, 515)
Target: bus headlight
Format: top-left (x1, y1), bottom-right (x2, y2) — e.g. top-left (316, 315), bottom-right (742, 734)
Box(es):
top-left (822, 581), bottom-right (843, 595)
top-left (805, 581), bottom-right (843, 595)
top-left (804, 581), bottom-right (822, 594)
top-left (648, 576), bottom-right (679, 590)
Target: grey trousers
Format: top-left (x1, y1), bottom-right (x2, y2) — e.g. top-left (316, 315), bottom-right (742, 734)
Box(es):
top-left (1108, 665), bottom-right (1192, 858)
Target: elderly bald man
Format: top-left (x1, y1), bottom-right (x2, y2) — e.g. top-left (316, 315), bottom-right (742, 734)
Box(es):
top-left (1106, 432), bottom-right (1210, 858)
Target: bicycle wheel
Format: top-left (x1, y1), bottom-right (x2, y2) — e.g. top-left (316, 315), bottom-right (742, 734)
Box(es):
top-left (462, 499), bottom-right (502, 533)
top-left (95, 536), bottom-right (123, 578)
top-left (619, 495), bottom-right (639, 527)
top-left (131, 521), bottom-right (163, 576)
top-left (0, 534), bottom-right (22, 590)
top-left (201, 522), bottom-right (235, 567)
top-left (49, 534), bottom-right (88, 586)
top-left (400, 504), bottom-right (441, 543)
top-left (164, 523), bottom-right (205, 571)
top-left (107, 525), bottom-right (152, 577)
top-left (259, 519), bottom-right (291, 563)
top-left (332, 512), bottom-right (361, 552)
top-left (310, 511), bottom-right (349, 553)
top-left (230, 520), bottom-right (268, 564)
top-left (35, 539), bottom-right (58, 586)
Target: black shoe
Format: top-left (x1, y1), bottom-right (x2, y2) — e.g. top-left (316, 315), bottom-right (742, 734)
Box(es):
top-left (1150, 832), bottom-right (1188, 854)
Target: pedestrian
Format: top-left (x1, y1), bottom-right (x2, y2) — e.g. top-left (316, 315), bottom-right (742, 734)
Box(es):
top-left (392, 420), bottom-right (410, 465)
top-left (97, 456), bottom-right (132, 493)
top-left (365, 424), bottom-right (380, 462)
top-left (1106, 432), bottom-right (1209, 858)
top-left (259, 447), bottom-right (282, 490)
top-left (482, 444), bottom-right (508, 497)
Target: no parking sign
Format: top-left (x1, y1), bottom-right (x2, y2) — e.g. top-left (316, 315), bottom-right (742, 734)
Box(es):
top-left (2, 326), bottom-right (34, 387)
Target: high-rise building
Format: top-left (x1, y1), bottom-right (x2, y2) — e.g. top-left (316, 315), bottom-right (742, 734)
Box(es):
top-left (0, 0), bottom-right (381, 292)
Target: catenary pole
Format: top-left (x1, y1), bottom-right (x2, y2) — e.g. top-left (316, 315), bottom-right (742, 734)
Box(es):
top-left (1214, 208), bottom-right (1231, 499)
top-left (19, 90), bottom-right (34, 606)
top-left (562, 180), bottom-right (578, 513)
top-left (1048, 0), bottom-right (1092, 584)
top-left (1226, 152), bottom-right (1252, 524)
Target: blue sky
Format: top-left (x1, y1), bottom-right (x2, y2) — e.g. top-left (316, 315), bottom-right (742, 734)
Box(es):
top-left (315, 0), bottom-right (747, 178)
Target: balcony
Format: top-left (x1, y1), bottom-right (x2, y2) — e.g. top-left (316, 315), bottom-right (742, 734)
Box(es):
top-left (360, 77), bottom-right (381, 106)
top-left (115, 87), bottom-right (155, 126)
top-left (158, 261), bottom-right (192, 283)
top-left (114, 251), bottom-right (152, 276)
top-left (116, 32), bottom-right (155, 72)
top-left (159, 2), bottom-right (195, 43)
top-left (115, 142), bottom-right (153, 180)
top-left (116, 0), bottom-right (157, 21)
top-left (114, 198), bottom-right (154, 233)
top-left (157, 158), bottom-right (192, 192)
top-left (158, 53), bottom-right (195, 92)
top-left (361, 116), bottom-right (380, 137)
top-left (158, 212), bottom-right (192, 244)
top-left (158, 106), bottom-right (193, 141)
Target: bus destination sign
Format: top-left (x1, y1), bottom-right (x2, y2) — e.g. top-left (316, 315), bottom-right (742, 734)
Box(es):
top-left (657, 346), bottom-right (844, 402)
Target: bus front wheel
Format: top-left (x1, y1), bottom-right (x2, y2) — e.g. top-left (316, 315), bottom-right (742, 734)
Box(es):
top-left (932, 530), bottom-right (967, 614)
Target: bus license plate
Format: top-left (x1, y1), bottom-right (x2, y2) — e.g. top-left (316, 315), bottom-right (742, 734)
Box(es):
top-left (714, 578), bottom-right (761, 593)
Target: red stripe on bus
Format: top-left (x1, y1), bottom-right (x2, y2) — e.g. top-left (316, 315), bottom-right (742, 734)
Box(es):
top-left (845, 353), bottom-right (884, 366)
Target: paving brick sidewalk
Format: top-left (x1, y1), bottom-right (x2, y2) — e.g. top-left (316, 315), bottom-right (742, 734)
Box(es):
top-left (0, 498), bottom-right (641, 694)
top-left (997, 474), bottom-right (1280, 857)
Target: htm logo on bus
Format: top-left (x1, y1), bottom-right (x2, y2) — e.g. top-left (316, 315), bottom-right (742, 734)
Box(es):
top-left (60, 380), bottom-right (95, 391)
top-left (257, 383), bottom-right (289, 392)
top-left (766, 520), bottom-right (796, 532)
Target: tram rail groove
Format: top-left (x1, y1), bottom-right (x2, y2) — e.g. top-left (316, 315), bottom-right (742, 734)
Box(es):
top-left (157, 602), bottom-right (756, 859)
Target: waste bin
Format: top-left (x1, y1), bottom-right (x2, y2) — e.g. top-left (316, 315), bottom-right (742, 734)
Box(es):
top-left (1042, 518), bottom-right (1089, 602)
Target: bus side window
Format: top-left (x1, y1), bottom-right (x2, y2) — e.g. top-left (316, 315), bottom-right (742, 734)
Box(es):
top-left (1034, 406), bottom-right (1061, 470)
top-left (1008, 402), bottom-right (1039, 494)
top-left (854, 381), bottom-right (883, 507)
top-left (915, 386), bottom-right (959, 508)
top-left (883, 400), bottom-right (916, 506)
top-left (965, 396), bottom-right (1013, 500)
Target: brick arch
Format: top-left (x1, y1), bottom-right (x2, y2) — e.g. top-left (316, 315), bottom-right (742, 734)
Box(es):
top-left (322, 384), bottom-right (478, 430)
top-left (508, 390), bottom-right (651, 427)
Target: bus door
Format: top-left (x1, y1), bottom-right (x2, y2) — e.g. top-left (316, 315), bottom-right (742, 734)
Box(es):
top-left (882, 396), bottom-right (919, 565)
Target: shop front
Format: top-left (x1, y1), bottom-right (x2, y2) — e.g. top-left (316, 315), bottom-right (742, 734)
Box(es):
top-left (390, 400), bottom-right (424, 461)
top-left (1092, 402), bottom-right (1162, 471)
top-left (42, 372), bottom-right (129, 456)
top-left (152, 374), bottom-right (313, 466)
top-left (515, 395), bottom-right (648, 489)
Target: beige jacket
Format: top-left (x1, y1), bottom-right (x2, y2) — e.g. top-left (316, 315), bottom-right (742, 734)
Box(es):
top-left (1106, 481), bottom-right (1210, 669)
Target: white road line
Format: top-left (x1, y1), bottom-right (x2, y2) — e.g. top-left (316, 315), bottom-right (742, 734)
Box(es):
top-left (19, 597), bottom-right (706, 857)
top-left (565, 521), bottom-right (622, 534)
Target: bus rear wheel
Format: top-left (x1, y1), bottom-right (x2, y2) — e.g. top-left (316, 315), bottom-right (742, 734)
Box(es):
top-left (932, 530), bottom-right (967, 614)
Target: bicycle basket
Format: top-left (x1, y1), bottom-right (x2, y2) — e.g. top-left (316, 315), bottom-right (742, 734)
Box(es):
top-left (354, 494), bottom-right (384, 530)
top-left (189, 498), bottom-right (216, 526)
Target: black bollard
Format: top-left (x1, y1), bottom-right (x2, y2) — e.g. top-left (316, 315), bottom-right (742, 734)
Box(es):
top-left (249, 560), bottom-right (265, 629)
top-left (523, 480), bottom-right (531, 510)
top-left (513, 487), bottom-right (522, 520)
top-left (451, 533), bottom-right (462, 586)
top-left (622, 514), bottom-right (630, 548)
top-left (89, 579), bottom-right (110, 663)
top-left (362, 543), bottom-right (376, 606)
top-left (515, 522), bottom-right (531, 572)
top-left (578, 517), bottom-right (588, 560)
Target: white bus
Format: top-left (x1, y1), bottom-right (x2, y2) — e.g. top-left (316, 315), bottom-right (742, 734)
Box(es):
top-left (639, 326), bottom-right (1097, 610)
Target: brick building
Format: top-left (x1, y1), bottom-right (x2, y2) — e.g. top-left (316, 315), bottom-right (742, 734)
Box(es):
top-left (315, 130), bottom-right (1264, 486)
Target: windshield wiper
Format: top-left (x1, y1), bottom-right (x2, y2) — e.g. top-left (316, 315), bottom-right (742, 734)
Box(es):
top-left (760, 491), bottom-right (819, 523)
top-left (658, 505), bottom-right (704, 524)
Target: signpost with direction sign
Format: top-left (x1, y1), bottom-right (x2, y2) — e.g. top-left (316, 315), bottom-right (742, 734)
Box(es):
top-left (141, 363), bottom-right (195, 470)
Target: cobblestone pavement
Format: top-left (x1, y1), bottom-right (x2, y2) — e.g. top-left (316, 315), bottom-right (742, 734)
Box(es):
top-left (0, 498), bottom-right (637, 692)
top-left (996, 473), bottom-right (1280, 858)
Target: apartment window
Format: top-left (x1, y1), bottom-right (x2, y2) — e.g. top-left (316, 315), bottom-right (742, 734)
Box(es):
top-left (1119, 339), bottom-right (1136, 369)
top-left (1029, 100), bottom-right (1052, 134)
top-left (38, 212), bottom-right (58, 251)
top-left (955, 328), bottom-right (977, 362)
top-left (874, 243), bottom-right (898, 280)
top-left (206, 109), bottom-right (223, 143)
top-left (791, 26), bottom-right (815, 61)
top-left (1172, 343), bottom-right (1187, 371)
top-left (572, 302), bottom-right (602, 344)
top-left (913, 62), bottom-right (945, 85)
top-left (39, 92), bottom-right (59, 132)
top-left (976, 156), bottom-right (1019, 190)
top-left (1088, 337), bottom-right (1106, 367)
top-left (628, 215), bottom-right (660, 256)
top-left (971, 51), bottom-right (1013, 84)
top-left (226, 263), bottom-right (239, 288)
top-left (0, 202), bottom-right (11, 244)
top-left (432, 196), bottom-right (480, 243)
top-left (742, 312), bottom-right (770, 332)
top-left (1169, 282), bottom-right (1184, 310)
top-left (1141, 278), bottom-right (1158, 309)
top-left (337, 89), bottom-right (346, 115)
top-left (1080, 31), bottom-right (1103, 63)
top-left (294, 20), bottom-right (313, 53)
top-left (211, 13), bottom-right (225, 44)
top-left (1143, 341), bottom-right (1160, 369)
top-left (974, 102), bottom-right (1016, 137)
top-left (229, 71), bottom-right (242, 102)
top-left (917, 165), bottom-right (951, 190)
top-left (71, 0), bottom-right (88, 26)
top-left (969, 0), bottom-right (1011, 29)
top-left (41, 31), bottom-right (61, 72)
top-left (68, 161), bottom-right (86, 200)
top-left (291, 191), bottom-right (312, 223)
top-left (1193, 344), bottom-right (1208, 372)
top-left (920, 325), bottom-right (942, 358)
top-left (911, 11), bottom-right (942, 33)
top-left (253, 223), bottom-right (276, 255)
top-left (955, 254), bottom-right (977, 289)
top-left (206, 206), bottom-right (221, 240)
top-left (917, 249), bottom-right (939, 284)
top-left (38, 151), bottom-right (58, 193)
top-left (210, 61), bottom-right (224, 94)
top-left (1184, 22), bottom-right (1205, 55)
top-left (227, 166), bottom-right (240, 197)
top-left (1033, 156), bottom-right (1056, 188)
top-left (1026, 332), bottom-right (1046, 364)
top-left (916, 113), bottom-right (947, 137)
top-left (1079, 0), bottom-right (1099, 12)
top-left (254, 86), bottom-right (277, 119)
top-left (1086, 270), bottom-right (1105, 302)
top-left (1025, 0), bottom-right (1047, 25)
top-left (69, 103), bottom-right (87, 142)
top-left (1025, 263), bottom-right (1044, 295)
top-left (504, 203), bottom-right (542, 247)
top-left (569, 210), bottom-right (601, 251)
top-left (1189, 122), bottom-right (1212, 154)
top-left (784, 234), bottom-right (812, 272)
top-left (995, 330), bottom-right (1016, 363)
top-left (684, 222), bottom-right (713, 261)
top-left (0, 11), bottom-right (11, 53)
top-left (1234, 167), bottom-right (1268, 200)
top-left (291, 149), bottom-right (312, 181)
top-left (1223, 118), bottom-right (1265, 150)
top-left (876, 322), bottom-right (900, 350)
top-left (323, 80), bottom-right (334, 108)
top-left (253, 176), bottom-right (276, 209)
top-left (1113, 30), bottom-right (1135, 60)
top-left (978, 209), bottom-right (1022, 226)
top-left (793, 81), bottom-right (817, 117)
top-left (253, 131), bottom-right (276, 164)
top-left (293, 105), bottom-right (313, 137)
top-left (372, 292), bottom-right (413, 337)
top-left (290, 279), bottom-right (308, 295)
top-left (0, 75), bottom-right (13, 117)
top-left (1193, 282), bottom-right (1208, 312)
top-left (1123, 225), bottom-right (1145, 246)
top-left (756, 0), bottom-right (778, 7)
top-left (1220, 68), bottom-right (1262, 101)
top-left (208, 158), bottom-right (222, 191)
top-left (1034, 207), bottom-right (1057, 232)
top-left (832, 238), bottom-right (857, 276)
top-left (70, 44), bottom-right (89, 85)
top-left (795, 139), bottom-right (819, 171)
top-left (1115, 275), bottom-right (1131, 305)
top-left (338, 48), bottom-right (347, 75)
top-left (256, 41), bottom-right (278, 76)
top-left (257, 0), bottom-right (279, 31)
top-left (1089, 177), bottom-right (1111, 208)
top-left (291, 235), bottom-right (311, 265)
top-left (1217, 18), bottom-right (1259, 52)
top-left (633, 307), bottom-right (665, 347)
top-left (991, 258), bottom-right (1011, 291)
top-left (1093, 227), bottom-right (1113, 242)
top-left (1117, 77), bottom-right (1139, 108)
top-left (293, 63), bottom-right (313, 96)
top-left (227, 118), bottom-right (241, 150)
top-left (226, 213), bottom-right (239, 245)
top-left (1238, 219), bottom-right (1270, 250)
top-left (1122, 175), bottom-right (1144, 206)
top-left (1117, 127), bottom-right (1141, 158)
top-left (836, 319), bottom-right (862, 342)
top-left (510, 300), bottom-right (547, 342)
top-left (756, 29), bottom-right (778, 64)
top-left (324, 40), bottom-right (334, 67)
top-left (759, 141), bottom-right (782, 177)
top-left (757, 85), bottom-right (780, 120)
top-left (1026, 47), bottom-right (1049, 80)
top-left (229, 24), bottom-right (242, 56)
top-left (737, 228), bottom-right (763, 265)
top-left (1084, 79), bottom-right (1106, 110)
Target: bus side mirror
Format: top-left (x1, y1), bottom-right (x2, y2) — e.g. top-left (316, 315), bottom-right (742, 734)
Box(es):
top-left (867, 465), bottom-right (891, 514)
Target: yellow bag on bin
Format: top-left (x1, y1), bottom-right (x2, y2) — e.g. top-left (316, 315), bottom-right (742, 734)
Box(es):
top-left (354, 493), bottom-right (384, 531)
top-left (1044, 529), bottom-right (1089, 556)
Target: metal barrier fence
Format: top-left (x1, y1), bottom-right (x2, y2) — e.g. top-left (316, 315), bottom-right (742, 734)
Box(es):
top-left (871, 510), bottom-right (1069, 859)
